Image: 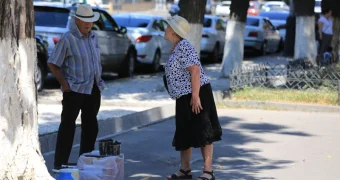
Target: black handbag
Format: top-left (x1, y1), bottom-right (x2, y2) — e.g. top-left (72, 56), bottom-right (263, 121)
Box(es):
top-left (163, 75), bottom-right (169, 93)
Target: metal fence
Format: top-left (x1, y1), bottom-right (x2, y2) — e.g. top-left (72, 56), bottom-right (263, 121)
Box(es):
top-left (229, 61), bottom-right (340, 105)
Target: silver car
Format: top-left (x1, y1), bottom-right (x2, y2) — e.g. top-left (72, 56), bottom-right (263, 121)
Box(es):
top-left (200, 15), bottom-right (226, 62)
top-left (34, 3), bottom-right (137, 77)
top-left (259, 10), bottom-right (289, 41)
top-left (244, 16), bottom-right (282, 55)
top-left (113, 13), bottom-right (172, 72)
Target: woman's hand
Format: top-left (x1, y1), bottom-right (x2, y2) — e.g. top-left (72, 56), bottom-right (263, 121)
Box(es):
top-left (191, 95), bottom-right (203, 114)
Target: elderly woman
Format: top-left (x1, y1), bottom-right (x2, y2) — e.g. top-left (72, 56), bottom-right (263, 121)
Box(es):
top-left (164, 15), bottom-right (222, 180)
top-left (318, 9), bottom-right (333, 55)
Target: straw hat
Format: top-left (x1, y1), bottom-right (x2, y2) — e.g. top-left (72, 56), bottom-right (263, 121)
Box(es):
top-left (165, 15), bottom-right (190, 38)
top-left (73, 4), bottom-right (100, 22)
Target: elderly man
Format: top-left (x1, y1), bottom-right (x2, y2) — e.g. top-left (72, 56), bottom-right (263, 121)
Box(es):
top-left (48, 4), bottom-right (105, 169)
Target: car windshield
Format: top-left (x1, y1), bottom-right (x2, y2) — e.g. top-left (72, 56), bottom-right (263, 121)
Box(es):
top-left (267, 4), bottom-right (281, 8)
top-left (246, 18), bottom-right (259, 26)
top-left (114, 17), bottom-right (150, 28)
top-left (34, 8), bottom-right (69, 28)
top-left (315, 1), bottom-right (321, 6)
top-left (203, 18), bottom-right (212, 27)
top-left (259, 12), bottom-right (289, 21)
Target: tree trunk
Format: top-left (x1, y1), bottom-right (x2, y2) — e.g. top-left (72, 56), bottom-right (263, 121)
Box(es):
top-left (294, 16), bottom-right (317, 61)
top-left (0, 0), bottom-right (53, 179)
top-left (178, 0), bottom-right (206, 54)
top-left (283, 0), bottom-right (295, 57)
top-left (293, 0), bottom-right (316, 63)
top-left (221, 0), bottom-right (250, 77)
top-left (332, 17), bottom-right (340, 63)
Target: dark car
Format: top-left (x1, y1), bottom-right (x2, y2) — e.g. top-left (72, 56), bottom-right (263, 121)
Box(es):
top-left (35, 35), bottom-right (49, 91)
top-left (34, 3), bottom-right (137, 78)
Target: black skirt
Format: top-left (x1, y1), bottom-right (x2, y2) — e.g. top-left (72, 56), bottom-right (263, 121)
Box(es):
top-left (173, 83), bottom-right (222, 151)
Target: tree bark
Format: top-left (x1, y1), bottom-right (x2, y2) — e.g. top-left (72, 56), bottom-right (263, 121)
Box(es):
top-left (0, 0), bottom-right (53, 179)
top-left (332, 17), bottom-right (340, 63)
top-left (221, 0), bottom-right (250, 77)
top-left (328, 0), bottom-right (340, 63)
top-left (178, 0), bottom-right (206, 54)
top-left (283, 0), bottom-right (295, 57)
top-left (293, 0), bottom-right (316, 63)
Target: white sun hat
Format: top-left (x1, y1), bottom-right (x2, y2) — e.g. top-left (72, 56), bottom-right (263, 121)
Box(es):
top-left (165, 15), bottom-right (190, 39)
top-left (73, 4), bottom-right (100, 22)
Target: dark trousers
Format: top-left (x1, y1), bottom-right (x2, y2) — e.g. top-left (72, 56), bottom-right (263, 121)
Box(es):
top-left (318, 33), bottom-right (333, 55)
top-left (54, 84), bottom-right (101, 168)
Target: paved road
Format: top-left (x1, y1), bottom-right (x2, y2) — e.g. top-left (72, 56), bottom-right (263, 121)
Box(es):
top-left (44, 109), bottom-right (340, 180)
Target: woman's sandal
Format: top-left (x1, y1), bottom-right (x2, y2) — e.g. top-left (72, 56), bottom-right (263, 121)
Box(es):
top-left (197, 171), bottom-right (215, 180)
top-left (167, 169), bottom-right (193, 179)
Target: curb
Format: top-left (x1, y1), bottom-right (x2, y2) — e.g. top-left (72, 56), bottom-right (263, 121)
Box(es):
top-left (39, 89), bottom-right (230, 155)
top-left (40, 89), bottom-right (338, 155)
top-left (40, 103), bottom-right (175, 154)
top-left (218, 99), bottom-right (340, 113)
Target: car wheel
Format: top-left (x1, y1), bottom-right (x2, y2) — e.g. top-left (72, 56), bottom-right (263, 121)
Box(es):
top-left (35, 62), bottom-right (45, 92)
top-left (152, 50), bottom-right (161, 72)
top-left (119, 49), bottom-right (135, 78)
top-left (210, 43), bottom-right (220, 63)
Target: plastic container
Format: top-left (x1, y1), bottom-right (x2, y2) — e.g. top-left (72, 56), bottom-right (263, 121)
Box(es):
top-left (54, 168), bottom-right (80, 180)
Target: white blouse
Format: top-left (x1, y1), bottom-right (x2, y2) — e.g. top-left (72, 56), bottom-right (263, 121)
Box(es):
top-left (164, 39), bottom-right (210, 99)
top-left (318, 16), bottom-right (333, 35)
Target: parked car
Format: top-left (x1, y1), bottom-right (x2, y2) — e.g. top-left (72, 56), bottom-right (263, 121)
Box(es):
top-left (33, 0), bottom-right (104, 7)
top-left (215, 1), bottom-right (231, 17)
top-left (205, 0), bottom-right (215, 15)
top-left (201, 15), bottom-right (226, 62)
top-left (259, 10), bottom-right (289, 41)
top-left (169, 1), bottom-right (180, 16)
top-left (34, 3), bottom-right (136, 77)
top-left (315, 0), bottom-right (321, 14)
top-left (168, 0), bottom-right (215, 16)
top-left (35, 35), bottom-right (49, 91)
top-left (248, 1), bottom-right (261, 16)
top-left (244, 16), bottom-right (282, 55)
top-left (260, 1), bottom-right (289, 12)
top-left (113, 13), bottom-right (172, 72)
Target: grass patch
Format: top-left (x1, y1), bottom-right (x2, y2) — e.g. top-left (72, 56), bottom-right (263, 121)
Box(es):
top-left (232, 87), bottom-right (338, 105)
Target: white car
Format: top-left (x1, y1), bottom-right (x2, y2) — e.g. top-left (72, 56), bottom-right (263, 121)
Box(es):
top-left (113, 13), bottom-right (172, 72)
top-left (259, 10), bottom-right (289, 41)
top-left (201, 15), bottom-right (226, 62)
top-left (261, 1), bottom-right (289, 12)
top-left (215, 1), bottom-right (231, 17)
top-left (315, 0), bottom-right (321, 14)
top-left (244, 16), bottom-right (282, 55)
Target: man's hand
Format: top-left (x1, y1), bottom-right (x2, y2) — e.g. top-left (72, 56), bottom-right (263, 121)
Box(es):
top-left (190, 95), bottom-right (203, 114)
top-left (62, 80), bottom-right (70, 92)
top-left (48, 63), bottom-right (70, 92)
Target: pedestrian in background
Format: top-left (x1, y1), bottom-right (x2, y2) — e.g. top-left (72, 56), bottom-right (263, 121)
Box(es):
top-left (163, 15), bottom-right (222, 180)
top-left (318, 9), bottom-right (333, 55)
top-left (47, 4), bottom-right (105, 169)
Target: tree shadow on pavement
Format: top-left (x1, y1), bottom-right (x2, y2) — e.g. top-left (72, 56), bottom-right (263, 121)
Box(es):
top-left (190, 115), bottom-right (313, 180)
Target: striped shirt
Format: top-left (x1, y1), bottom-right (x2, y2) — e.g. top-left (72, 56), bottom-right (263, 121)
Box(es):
top-left (48, 27), bottom-right (105, 94)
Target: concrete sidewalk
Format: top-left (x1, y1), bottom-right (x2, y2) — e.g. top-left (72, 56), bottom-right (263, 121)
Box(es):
top-left (38, 64), bottom-right (231, 154)
top-left (38, 55), bottom-right (297, 155)
top-left (37, 55), bottom-right (289, 136)
top-left (44, 109), bottom-right (340, 180)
